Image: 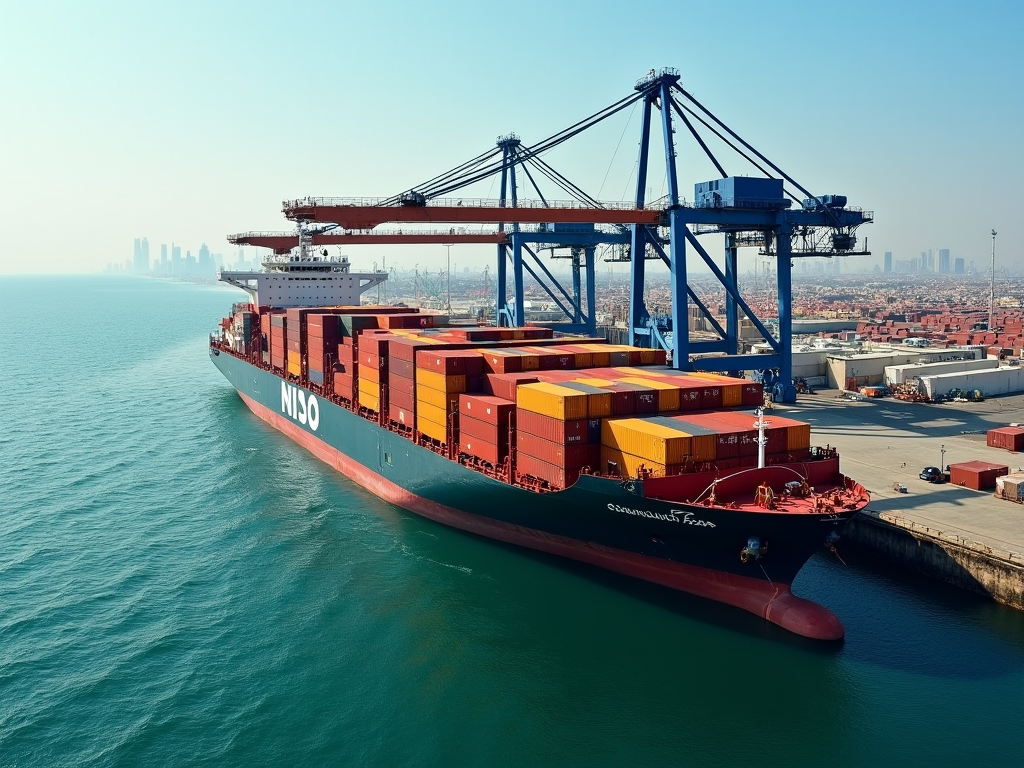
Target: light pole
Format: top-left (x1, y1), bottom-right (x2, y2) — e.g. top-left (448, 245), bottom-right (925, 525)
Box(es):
top-left (989, 229), bottom-right (997, 331)
top-left (445, 244), bottom-right (452, 312)
top-left (940, 444), bottom-right (946, 472)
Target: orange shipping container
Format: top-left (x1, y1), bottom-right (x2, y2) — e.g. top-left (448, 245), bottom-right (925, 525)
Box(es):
top-left (516, 382), bottom-right (589, 420)
top-left (416, 386), bottom-right (460, 411)
top-left (601, 418), bottom-right (695, 465)
top-left (599, 446), bottom-right (677, 479)
top-left (416, 368), bottom-right (467, 394)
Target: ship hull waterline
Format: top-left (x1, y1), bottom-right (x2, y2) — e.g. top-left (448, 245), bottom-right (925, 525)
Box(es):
top-left (212, 348), bottom-right (852, 640)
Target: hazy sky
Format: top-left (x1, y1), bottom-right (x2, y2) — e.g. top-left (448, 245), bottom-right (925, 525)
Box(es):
top-left (1, 0), bottom-right (1021, 276)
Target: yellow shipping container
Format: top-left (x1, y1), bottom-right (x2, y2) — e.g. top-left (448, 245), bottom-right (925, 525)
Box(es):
top-left (287, 360), bottom-right (302, 378)
top-left (601, 418), bottom-right (694, 465)
top-left (360, 390), bottom-right (381, 412)
top-left (599, 446), bottom-right (670, 479)
top-left (620, 377), bottom-right (680, 412)
top-left (358, 377), bottom-right (380, 397)
top-left (417, 414), bottom-right (447, 442)
top-left (416, 400), bottom-right (450, 427)
top-left (416, 385), bottom-right (460, 411)
top-left (787, 423), bottom-right (811, 451)
top-left (415, 368), bottom-right (467, 393)
top-left (556, 382), bottom-right (612, 418)
top-left (578, 343), bottom-right (611, 367)
top-left (517, 382), bottom-right (588, 420)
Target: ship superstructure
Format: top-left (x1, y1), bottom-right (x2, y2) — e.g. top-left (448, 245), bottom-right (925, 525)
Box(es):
top-left (219, 234), bottom-right (387, 308)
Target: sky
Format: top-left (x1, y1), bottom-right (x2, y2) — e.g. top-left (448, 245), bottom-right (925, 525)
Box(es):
top-left (0, 0), bottom-right (1021, 276)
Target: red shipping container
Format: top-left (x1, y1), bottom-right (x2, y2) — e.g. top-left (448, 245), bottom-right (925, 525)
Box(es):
top-left (484, 372), bottom-right (539, 401)
top-left (388, 338), bottom-right (436, 362)
top-left (390, 357), bottom-right (415, 379)
top-left (460, 413), bottom-right (509, 446)
top-left (987, 427), bottom-right (1024, 453)
top-left (516, 410), bottom-right (600, 444)
top-left (333, 372), bottom-right (354, 397)
top-left (742, 382), bottom-right (765, 406)
top-left (361, 351), bottom-right (388, 372)
top-left (388, 401), bottom-right (416, 427)
top-left (390, 387), bottom-right (416, 411)
top-left (949, 461), bottom-right (1009, 490)
top-left (481, 350), bottom-right (525, 374)
top-left (459, 394), bottom-right (514, 426)
top-left (416, 349), bottom-right (486, 377)
top-left (516, 433), bottom-right (600, 470)
top-left (389, 373), bottom-right (415, 398)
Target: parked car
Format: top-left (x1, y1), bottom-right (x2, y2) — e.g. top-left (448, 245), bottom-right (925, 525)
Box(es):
top-left (920, 466), bottom-right (944, 483)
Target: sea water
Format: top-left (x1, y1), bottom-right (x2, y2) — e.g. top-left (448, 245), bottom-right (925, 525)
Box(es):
top-left (2, 276), bottom-right (1022, 767)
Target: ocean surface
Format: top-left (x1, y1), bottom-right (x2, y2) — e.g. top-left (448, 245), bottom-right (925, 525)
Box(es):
top-left (1, 275), bottom-right (1022, 768)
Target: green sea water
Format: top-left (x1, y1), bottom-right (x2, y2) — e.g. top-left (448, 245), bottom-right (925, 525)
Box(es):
top-left (2, 275), bottom-right (1022, 768)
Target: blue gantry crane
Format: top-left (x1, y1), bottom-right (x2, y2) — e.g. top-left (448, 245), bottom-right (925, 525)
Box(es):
top-left (276, 68), bottom-right (872, 402)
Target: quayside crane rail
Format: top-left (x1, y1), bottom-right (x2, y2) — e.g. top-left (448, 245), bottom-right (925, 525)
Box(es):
top-left (240, 67), bottom-right (872, 401)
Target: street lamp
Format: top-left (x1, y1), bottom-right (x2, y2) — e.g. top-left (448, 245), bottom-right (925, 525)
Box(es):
top-left (444, 244), bottom-right (453, 312)
top-left (940, 444), bottom-right (946, 472)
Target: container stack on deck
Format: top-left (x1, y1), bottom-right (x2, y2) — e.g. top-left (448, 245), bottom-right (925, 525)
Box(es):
top-left (229, 305), bottom-right (845, 491)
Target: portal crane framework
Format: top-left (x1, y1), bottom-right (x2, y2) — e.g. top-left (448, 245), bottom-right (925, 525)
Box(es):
top-left (234, 68), bottom-right (872, 402)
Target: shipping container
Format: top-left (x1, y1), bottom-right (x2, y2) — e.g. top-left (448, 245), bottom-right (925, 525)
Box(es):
top-left (600, 418), bottom-right (698, 466)
top-left (459, 394), bottom-right (515, 426)
top-left (417, 368), bottom-right (467, 393)
top-left (987, 426), bottom-right (1024, 453)
top-left (485, 372), bottom-right (540, 401)
top-left (995, 472), bottom-right (1024, 501)
top-left (949, 460), bottom-right (1009, 490)
top-left (515, 453), bottom-right (580, 490)
top-left (417, 414), bottom-right (447, 443)
top-left (416, 385), bottom-right (460, 412)
top-left (516, 433), bottom-right (599, 470)
top-left (516, 382), bottom-right (589, 420)
top-left (416, 348), bottom-right (486, 377)
top-left (388, 401), bottom-right (415, 428)
top-left (555, 381), bottom-right (613, 418)
top-left (517, 409), bottom-right (601, 445)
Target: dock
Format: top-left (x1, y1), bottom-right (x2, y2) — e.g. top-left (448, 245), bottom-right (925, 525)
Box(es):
top-left (778, 391), bottom-right (1024, 610)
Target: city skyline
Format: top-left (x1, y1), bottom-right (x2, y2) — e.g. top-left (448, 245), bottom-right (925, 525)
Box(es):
top-left (1, 1), bottom-right (1020, 276)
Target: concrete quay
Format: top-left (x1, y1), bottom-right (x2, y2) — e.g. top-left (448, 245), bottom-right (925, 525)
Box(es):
top-left (775, 391), bottom-right (1024, 610)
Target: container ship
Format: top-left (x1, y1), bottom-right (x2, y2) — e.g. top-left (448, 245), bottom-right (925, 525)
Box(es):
top-left (211, 252), bottom-right (868, 640)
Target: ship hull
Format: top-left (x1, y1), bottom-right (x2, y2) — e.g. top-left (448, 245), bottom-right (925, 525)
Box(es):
top-left (212, 348), bottom-right (854, 639)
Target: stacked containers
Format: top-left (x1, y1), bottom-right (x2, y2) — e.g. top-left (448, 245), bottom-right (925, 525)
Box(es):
top-left (307, 314), bottom-right (341, 386)
top-left (414, 348), bottom-right (478, 443)
top-left (600, 417), bottom-right (716, 478)
top-left (284, 308), bottom-right (308, 378)
top-left (269, 313), bottom-right (286, 372)
top-left (458, 394), bottom-right (515, 466)
top-left (357, 338), bottom-right (388, 413)
top-left (515, 382), bottom-right (599, 488)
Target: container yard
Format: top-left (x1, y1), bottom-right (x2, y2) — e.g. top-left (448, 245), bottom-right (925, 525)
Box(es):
top-left (773, 392), bottom-right (1024, 611)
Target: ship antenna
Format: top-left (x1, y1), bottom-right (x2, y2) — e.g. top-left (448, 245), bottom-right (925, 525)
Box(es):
top-left (754, 407), bottom-right (770, 469)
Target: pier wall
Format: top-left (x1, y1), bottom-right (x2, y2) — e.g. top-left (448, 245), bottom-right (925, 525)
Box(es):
top-left (844, 511), bottom-right (1024, 611)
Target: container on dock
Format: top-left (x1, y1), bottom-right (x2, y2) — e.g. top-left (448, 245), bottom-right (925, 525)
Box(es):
top-left (987, 426), bottom-right (1024, 453)
top-left (949, 460), bottom-right (1010, 491)
top-left (994, 472), bottom-right (1024, 502)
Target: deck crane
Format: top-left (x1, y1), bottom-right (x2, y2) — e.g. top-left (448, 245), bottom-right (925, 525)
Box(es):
top-left (240, 68), bottom-right (870, 402)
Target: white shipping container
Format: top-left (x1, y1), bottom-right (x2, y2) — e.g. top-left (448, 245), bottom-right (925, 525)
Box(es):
top-left (920, 367), bottom-right (1024, 399)
top-left (884, 358), bottom-right (998, 386)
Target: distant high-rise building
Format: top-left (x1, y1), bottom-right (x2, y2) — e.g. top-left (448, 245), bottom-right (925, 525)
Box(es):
top-left (160, 243), bottom-right (169, 274)
top-left (954, 257), bottom-right (965, 274)
top-left (171, 244), bottom-right (182, 275)
top-left (133, 237), bottom-right (150, 274)
top-left (883, 251), bottom-right (892, 272)
top-left (939, 248), bottom-right (950, 274)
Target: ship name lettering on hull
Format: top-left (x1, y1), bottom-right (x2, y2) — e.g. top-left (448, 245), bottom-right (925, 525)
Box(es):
top-left (606, 503), bottom-right (715, 527)
top-left (281, 382), bottom-right (320, 431)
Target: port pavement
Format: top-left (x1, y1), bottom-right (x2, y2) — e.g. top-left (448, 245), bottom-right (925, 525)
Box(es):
top-left (775, 391), bottom-right (1024, 610)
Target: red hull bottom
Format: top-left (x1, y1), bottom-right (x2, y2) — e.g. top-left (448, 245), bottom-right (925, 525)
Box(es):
top-left (240, 393), bottom-right (844, 641)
